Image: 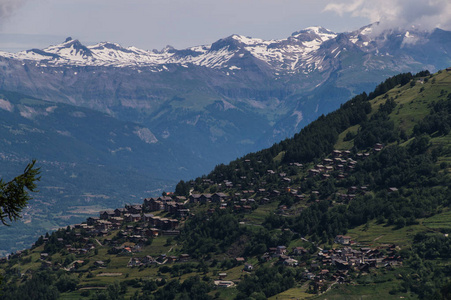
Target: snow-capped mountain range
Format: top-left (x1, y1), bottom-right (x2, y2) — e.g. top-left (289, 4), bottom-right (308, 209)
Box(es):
top-left (0, 26), bottom-right (336, 70)
top-left (0, 24), bottom-right (434, 73)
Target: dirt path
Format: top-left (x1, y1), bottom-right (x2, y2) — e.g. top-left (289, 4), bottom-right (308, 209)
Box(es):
top-left (96, 273), bottom-right (122, 276)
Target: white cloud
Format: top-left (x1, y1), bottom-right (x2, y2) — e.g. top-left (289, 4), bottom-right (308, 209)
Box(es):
top-left (324, 0), bottom-right (451, 31)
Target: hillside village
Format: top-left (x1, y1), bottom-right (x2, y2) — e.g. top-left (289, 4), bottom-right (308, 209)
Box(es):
top-left (0, 143), bottom-right (407, 293)
top-left (1, 70), bottom-right (451, 299)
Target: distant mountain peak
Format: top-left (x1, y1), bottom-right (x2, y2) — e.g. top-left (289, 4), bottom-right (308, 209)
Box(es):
top-left (60, 38), bottom-right (85, 48)
top-left (43, 38), bottom-right (93, 59)
top-left (294, 26), bottom-right (334, 35)
top-left (229, 34), bottom-right (273, 45)
top-left (92, 42), bottom-right (123, 49)
top-left (90, 42), bottom-right (134, 54)
top-left (291, 26), bottom-right (336, 40)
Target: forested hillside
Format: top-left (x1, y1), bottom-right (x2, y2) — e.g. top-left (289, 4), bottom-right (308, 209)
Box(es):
top-left (1, 69), bottom-right (451, 299)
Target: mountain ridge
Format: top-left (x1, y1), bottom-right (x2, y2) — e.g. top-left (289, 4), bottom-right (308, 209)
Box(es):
top-left (0, 23), bottom-right (443, 72)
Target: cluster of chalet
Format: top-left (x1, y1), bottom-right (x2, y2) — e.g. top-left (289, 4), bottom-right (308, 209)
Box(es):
top-left (316, 245), bottom-right (402, 272)
top-left (260, 245), bottom-right (301, 267)
top-left (190, 144), bottom-right (389, 218)
top-left (189, 192), bottom-right (262, 213)
top-left (308, 146), bottom-right (384, 181)
top-left (127, 253), bottom-right (190, 267)
top-left (287, 237), bottom-right (403, 291)
top-left (37, 237), bottom-right (96, 270)
top-left (185, 162), bottom-right (304, 212)
top-left (303, 243), bottom-right (403, 290)
top-left (188, 192), bottom-right (229, 204)
top-left (108, 242), bottom-right (143, 255)
top-left (267, 168), bottom-right (302, 185)
top-left (256, 234), bottom-right (402, 289)
top-left (184, 147), bottom-right (389, 217)
top-left (62, 240), bottom-right (95, 256)
top-left (336, 186), bottom-right (368, 202)
top-left (80, 201), bottom-right (183, 238)
top-left (334, 235), bottom-right (352, 245)
top-left (257, 242), bottom-right (403, 292)
top-left (144, 196), bottom-right (190, 218)
top-left (308, 144), bottom-right (383, 179)
top-left (4, 195), bottom-right (193, 269)
top-left (337, 186), bottom-right (399, 203)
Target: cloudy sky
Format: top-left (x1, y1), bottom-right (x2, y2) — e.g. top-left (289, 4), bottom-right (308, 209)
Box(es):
top-left (0, 0), bottom-right (450, 52)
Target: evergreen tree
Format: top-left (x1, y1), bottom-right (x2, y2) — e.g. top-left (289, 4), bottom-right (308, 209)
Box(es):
top-left (0, 160), bottom-right (40, 225)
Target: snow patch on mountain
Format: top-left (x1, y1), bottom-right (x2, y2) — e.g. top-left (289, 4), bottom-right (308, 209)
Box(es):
top-left (291, 110), bottom-right (304, 127)
top-left (402, 31), bottom-right (421, 46)
top-left (110, 147), bottom-right (132, 154)
top-left (56, 130), bottom-right (71, 137)
top-left (0, 99), bottom-right (14, 112)
top-left (71, 111), bottom-right (86, 118)
top-left (220, 100), bottom-right (237, 111)
top-left (19, 105), bottom-right (37, 119)
top-left (46, 106), bottom-right (57, 113)
top-left (133, 127), bottom-right (158, 144)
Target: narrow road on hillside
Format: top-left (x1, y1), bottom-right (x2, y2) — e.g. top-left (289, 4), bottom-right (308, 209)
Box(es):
top-left (300, 236), bottom-right (323, 251)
